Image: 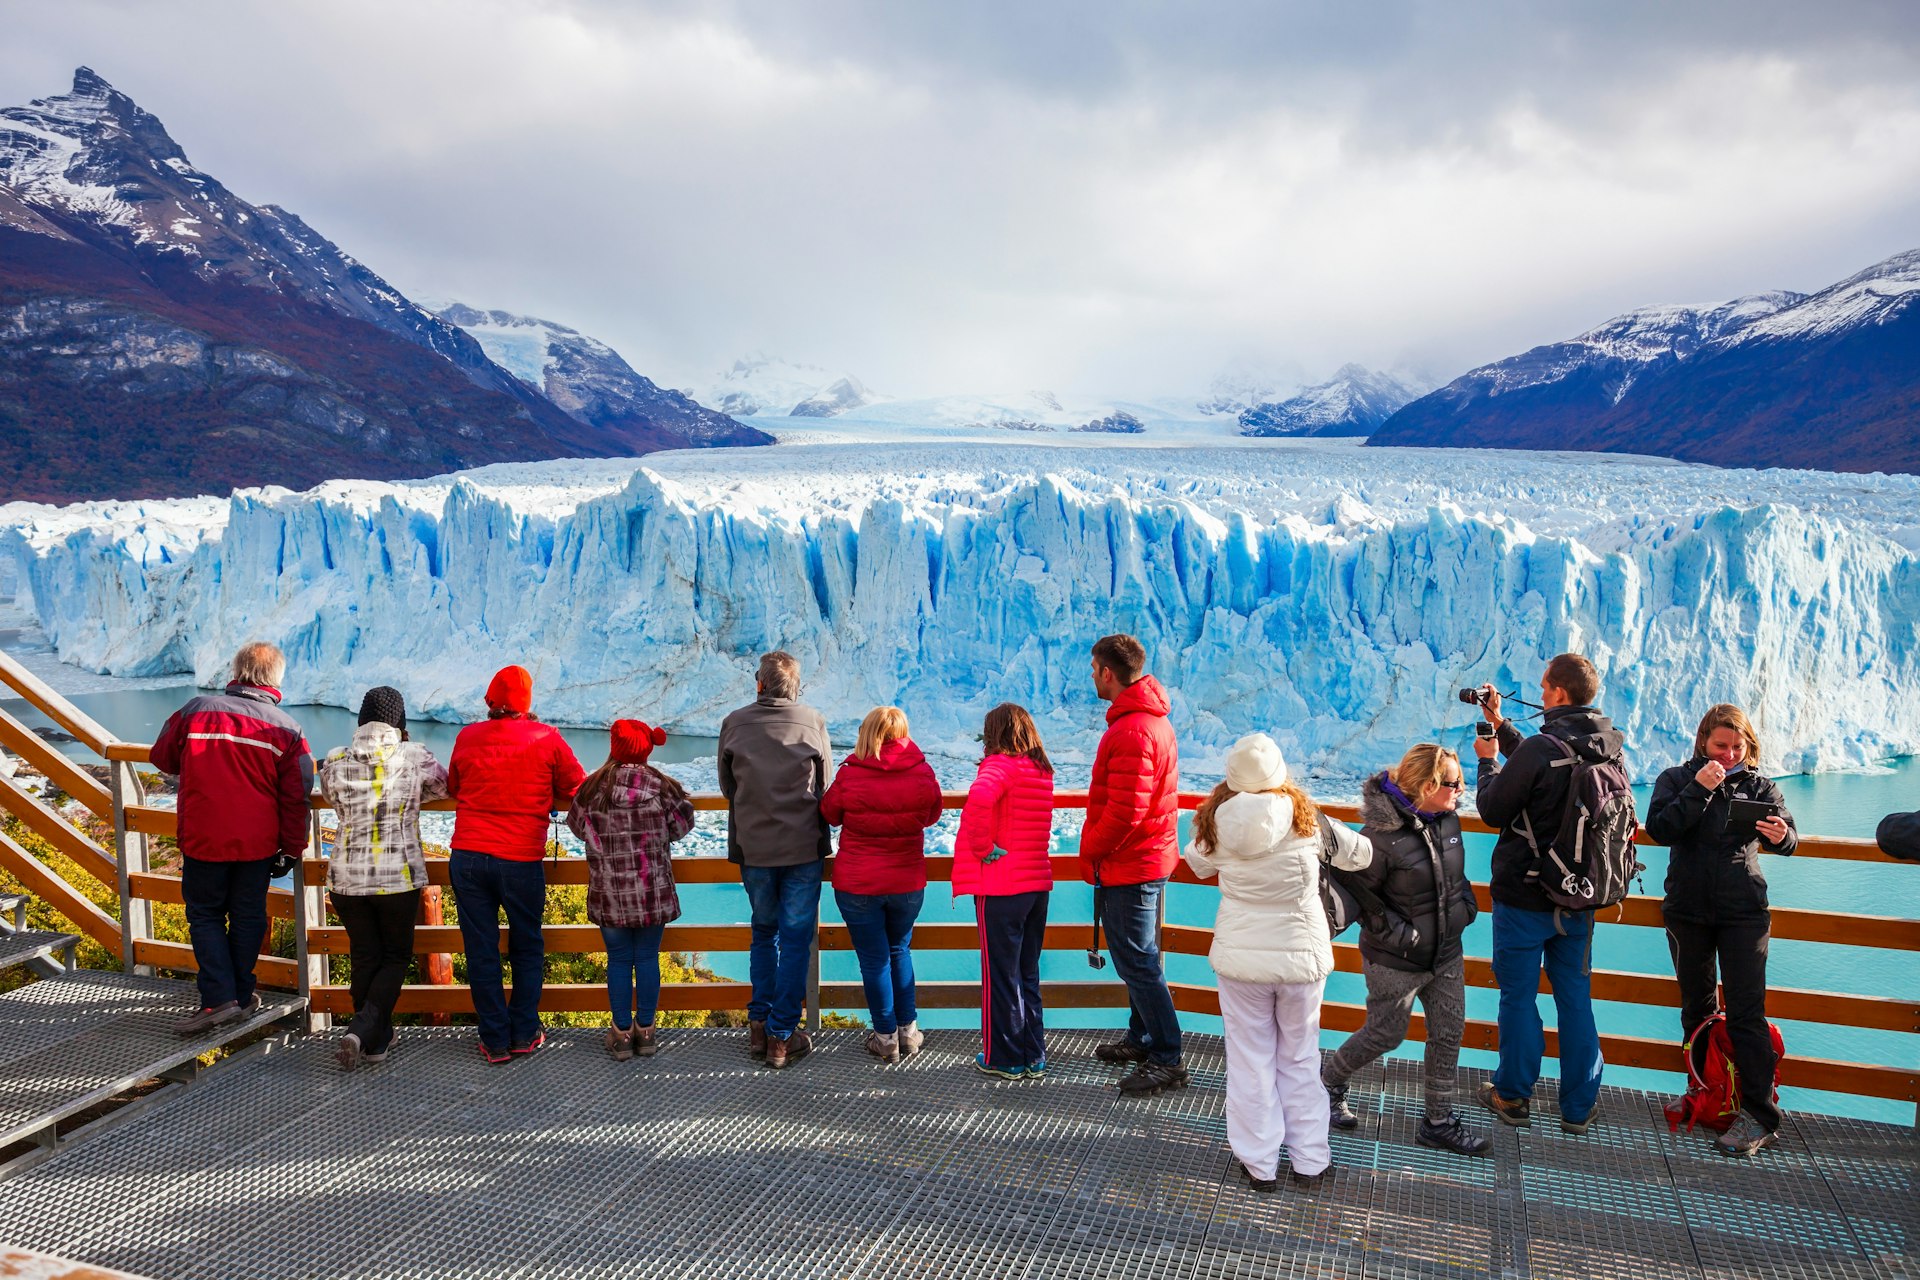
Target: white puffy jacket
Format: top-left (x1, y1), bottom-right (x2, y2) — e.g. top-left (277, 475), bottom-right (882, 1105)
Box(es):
top-left (1182, 791), bottom-right (1372, 986)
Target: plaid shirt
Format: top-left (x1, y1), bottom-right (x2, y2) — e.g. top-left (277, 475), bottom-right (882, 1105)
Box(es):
top-left (567, 765), bottom-right (693, 929)
top-left (319, 723), bottom-right (450, 895)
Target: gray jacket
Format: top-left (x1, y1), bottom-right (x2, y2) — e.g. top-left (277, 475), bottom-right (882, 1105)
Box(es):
top-left (718, 695), bottom-right (834, 866)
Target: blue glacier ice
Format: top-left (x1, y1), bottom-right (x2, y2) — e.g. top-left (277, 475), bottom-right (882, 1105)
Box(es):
top-left (5, 440), bottom-right (1919, 782)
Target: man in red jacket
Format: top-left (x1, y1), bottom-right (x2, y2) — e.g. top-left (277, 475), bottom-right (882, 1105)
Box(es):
top-left (446, 665), bottom-right (586, 1063)
top-left (1081, 633), bottom-right (1187, 1096)
top-left (149, 642), bottom-right (313, 1035)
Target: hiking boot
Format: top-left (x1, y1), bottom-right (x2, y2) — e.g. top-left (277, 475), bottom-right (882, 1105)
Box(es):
top-left (973, 1053), bottom-right (1025, 1081)
top-left (1560, 1105), bottom-right (1597, 1135)
top-left (1095, 1038), bottom-right (1150, 1065)
top-left (1417, 1114), bottom-right (1491, 1156)
top-left (1325, 1077), bottom-right (1359, 1131)
top-left (898, 1021), bottom-right (925, 1057)
top-left (1478, 1081), bottom-right (1531, 1126)
top-left (866, 1030), bottom-right (900, 1064)
top-left (335, 1032), bottom-right (363, 1071)
top-left (478, 1040), bottom-right (511, 1066)
top-left (1025, 1057), bottom-right (1049, 1079)
top-left (606, 1025), bottom-right (634, 1062)
top-left (510, 1030), bottom-right (546, 1057)
top-left (1235, 1159), bottom-right (1278, 1193)
top-left (632, 1025), bottom-right (657, 1058)
top-left (766, 1029), bottom-right (812, 1069)
top-left (1714, 1113), bottom-right (1778, 1158)
top-left (748, 1019), bottom-right (769, 1060)
top-left (1290, 1167), bottom-right (1331, 1190)
top-left (174, 1001), bottom-right (238, 1036)
top-left (1117, 1059), bottom-right (1190, 1097)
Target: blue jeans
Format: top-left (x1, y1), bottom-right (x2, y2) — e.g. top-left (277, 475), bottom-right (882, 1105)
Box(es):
top-left (450, 849), bottom-right (548, 1051)
top-left (1100, 878), bottom-right (1183, 1064)
top-left (1491, 901), bottom-right (1604, 1122)
top-left (741, 860), bottom-right (823, 1039)
top-left (602, 923), bottom-right (668, 1029)
top-left (834, 888), bottom-right (922, 1034)
top-left (180, 855), bottom-right (274, 1010)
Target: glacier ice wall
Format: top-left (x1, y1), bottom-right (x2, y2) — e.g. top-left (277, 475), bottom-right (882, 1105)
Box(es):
top-left (6, 446), bottom-right (1920, 782)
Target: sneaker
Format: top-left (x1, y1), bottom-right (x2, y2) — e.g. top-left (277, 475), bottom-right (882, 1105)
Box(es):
top-left (1714, 1113), bottom-right (1778, 1158)
top-left (1235, 1159), bottom-right (1278, 1193)
top-left (866, 1030), bottom-right (900, 1064)
top-left (1559, 1105), bottom-right (1597, 1135)
top-left (1116, 1060), bottom-right (1190, 1097)
top-left (1025, 1057), bottom-right (1049, 1079)
top-left (174, 1001), bottom-right (238, 1036)
top-left (478, 1040), bottom-right (511, 1066)
top-left (767, 1029), bottom-right (812, 1070)
top-left (1290, 1167), bottom-right (1331, 1190)
top-left (1325, 1077), bottom-right (1359, 1131)
top-left (606, 1025), bottom-right (634, 1062)
top-left (973, 1053), bottom-right (1025, 1081)
top-left (234, 993), bottom-right (262, 1018)
top-left (898, 1021), bottom-right (925, 1057)
top-left (335, 1032), bottom-right (363, 1071)
top-left (509, 1030), bottom-right (546, 1057)
top-left (632, 1026), bottom-right (657, 1058)
top-left (1478, 1081), bottom-right (1531, 1127)
top-left (1417, 1114), bottom-right (1492, 1156)
top-left (1095, 1039), bottom-right (1150, 1064)
top-left (361, 1034), bottom-right (392, 1065)
top-left (748, 1019), bottom-right (769, 1060)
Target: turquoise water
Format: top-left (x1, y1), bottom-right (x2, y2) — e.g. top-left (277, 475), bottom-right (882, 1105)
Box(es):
top-left (8, 677), bottom-right (1916, 1123)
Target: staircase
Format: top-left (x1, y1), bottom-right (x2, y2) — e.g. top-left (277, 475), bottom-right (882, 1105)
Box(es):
top-left (0, 889), bottom-right (79, 979)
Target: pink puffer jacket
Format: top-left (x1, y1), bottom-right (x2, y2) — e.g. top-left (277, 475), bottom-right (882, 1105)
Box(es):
top-left (952, 753), bottom-right (1056, 897)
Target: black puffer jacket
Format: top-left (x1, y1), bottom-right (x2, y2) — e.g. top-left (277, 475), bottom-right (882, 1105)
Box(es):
top-left (1647, 759), bottom-right (1797, 923)
top-left (1350, 772), bottom-right (1478, 973)
top-left (1475, 706), bottom-right (1628, 912)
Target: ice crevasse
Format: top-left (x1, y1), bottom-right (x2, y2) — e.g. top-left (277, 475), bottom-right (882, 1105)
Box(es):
top-left (6, 445), bottom-right (1918, 782)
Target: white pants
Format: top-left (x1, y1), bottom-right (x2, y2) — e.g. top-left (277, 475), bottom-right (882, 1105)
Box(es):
top-left (1217, 975), bottom-right (1330, 1180)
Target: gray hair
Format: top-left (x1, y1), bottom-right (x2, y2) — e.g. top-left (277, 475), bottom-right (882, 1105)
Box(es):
top-left (230, 641), bottom-right (287, 689)
top-left (756, 651), bottom-right (800, 699)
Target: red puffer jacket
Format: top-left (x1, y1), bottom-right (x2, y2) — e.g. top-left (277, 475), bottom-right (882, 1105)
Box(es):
top-left (953, 753), bottom-right (1056, 897)
top-left (149, 684), bottom-right (313, 863)
top-left (447, 715), bottom-right (586, 861)
top-left (820, 738), bottom-right (944, 895)
top-left (1079, 675), bottom-right (1180, 886)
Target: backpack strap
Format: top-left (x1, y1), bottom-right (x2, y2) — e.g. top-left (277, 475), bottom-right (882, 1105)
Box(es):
top-left (1514, 734), bottom-right (1578, 864)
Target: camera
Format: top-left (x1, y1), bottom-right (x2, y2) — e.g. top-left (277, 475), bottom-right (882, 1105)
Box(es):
top-left (1458, 687), bottom-right (1489, 705)
top-left (1475, 722), bottom-right (1496, 739)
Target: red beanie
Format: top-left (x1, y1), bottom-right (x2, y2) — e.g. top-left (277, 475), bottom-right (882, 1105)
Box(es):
top-left (485, 665), bottom-right (534, 714)
top-left (611, 718), bottom-right (667, 764)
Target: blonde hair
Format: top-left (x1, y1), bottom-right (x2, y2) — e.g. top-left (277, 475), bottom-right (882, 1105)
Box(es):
top-left (854, 706), bottom-right (910, 760)
top-left (230, 641), bottom-right (287, 689)
top-left (1389, 743), bottom-right (1460, 806)
top-left (1191, 777), bottom-right (1318, 851)
top-left (1694, 703), bottom-right (1761, 763)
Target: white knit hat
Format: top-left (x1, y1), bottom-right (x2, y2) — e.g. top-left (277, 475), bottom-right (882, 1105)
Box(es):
top-left (1224, 733), bottom-right (1288, 793)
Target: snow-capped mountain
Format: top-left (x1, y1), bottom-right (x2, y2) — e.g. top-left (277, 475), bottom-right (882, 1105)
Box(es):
top-left (1195, 357), bottom-right (1304, 416)
top-left (438, 304), bottom-right (771, 449)
top-left (1238, 365), bottom-right (1422, 438)
top-left (1371, 250), bottom-right (1920, 473)
top-left (697, 354), bottom-right (879, 417)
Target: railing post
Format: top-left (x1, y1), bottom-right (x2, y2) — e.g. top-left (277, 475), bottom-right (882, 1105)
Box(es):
top-left (300, 807), bottom-right (328, 1033)
top-left (107, 754), bottom-right (152, 976)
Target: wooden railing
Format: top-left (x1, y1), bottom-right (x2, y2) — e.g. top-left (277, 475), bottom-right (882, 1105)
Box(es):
top-left (2, 648), bottom-right (1915, 1113)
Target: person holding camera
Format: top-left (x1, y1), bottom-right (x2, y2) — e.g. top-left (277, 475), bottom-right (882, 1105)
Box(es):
top-left (1646, 704), bottom-right (1796, 1157)
top-left (1471, 653), bottom-right (1622, 1134)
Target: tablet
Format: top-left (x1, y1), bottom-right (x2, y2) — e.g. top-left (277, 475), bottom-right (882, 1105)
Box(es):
top-left (1727, 797), bottom-right (1779, 827)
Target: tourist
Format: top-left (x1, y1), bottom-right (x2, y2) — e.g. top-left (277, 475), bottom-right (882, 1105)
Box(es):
top-left (566, 719), bottom-right (694, 1061)
top-left (446, 665), bottom-right (585, 1064)
top-left (819, 706), bottom-right (944, 1063)
top-left (718, 651), bottom-right (834, 1069)
top-left (1471, 653), bottom-right (1623, 1133)
top-left (1647, 703), bottom-right (1797, 1157)
top-left (1183, 733), bottom-right (1371, 1191)
top-left (1320, 744), bottom-right (1489, 1156)
top-left (1081, 634), bottom-right (1186, 1095)
top-left (150, 641), bottom-right (313, 1035)
top-left (953, 703), bottom-right (1057, 1080)
top-left (1877, 808), bottom-right (1919, 862)
top-left (317, 686), bottom-right (448, 1069)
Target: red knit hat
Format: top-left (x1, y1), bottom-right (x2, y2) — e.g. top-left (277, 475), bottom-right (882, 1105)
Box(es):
top-left (611, 718), bottom-right (667, 764)
top-left (485, 665), bottom-right (534, 714)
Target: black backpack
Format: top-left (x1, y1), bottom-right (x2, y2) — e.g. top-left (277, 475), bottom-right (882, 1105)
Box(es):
top-left (1519, 737), bottom-right (1642, 911)
top-left (1316, 813), bottom-right (1391, 936)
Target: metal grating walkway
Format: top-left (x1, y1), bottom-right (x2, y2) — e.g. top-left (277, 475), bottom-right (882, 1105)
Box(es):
top-left (0, 929), bottom-right (77, 975)
top-left (1, 1026), bottom-right (1912, 1280)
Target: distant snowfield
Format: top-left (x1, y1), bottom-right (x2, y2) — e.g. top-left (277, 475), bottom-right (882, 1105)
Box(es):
top-left (5, 423), bottom-right (1919, 783)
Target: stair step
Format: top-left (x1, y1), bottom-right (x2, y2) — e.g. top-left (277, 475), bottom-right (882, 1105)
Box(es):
top-left (0, 931), bottom-right (78, 976)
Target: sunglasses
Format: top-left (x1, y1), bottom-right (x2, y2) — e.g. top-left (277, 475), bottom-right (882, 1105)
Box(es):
top-left (1437, 778), bottom-right (1467, 791)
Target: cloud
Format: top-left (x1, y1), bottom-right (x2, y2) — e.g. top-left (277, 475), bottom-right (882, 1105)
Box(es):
top-left (3, 0), bottom-right (1918, 399)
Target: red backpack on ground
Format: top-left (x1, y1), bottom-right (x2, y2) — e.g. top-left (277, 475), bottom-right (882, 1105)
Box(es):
top-left (1664, 1012), bottom-right (1785, 1133)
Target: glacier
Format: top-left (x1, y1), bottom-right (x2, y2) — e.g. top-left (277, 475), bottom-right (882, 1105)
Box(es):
top-left (5, 439), bottom-right (1920, 783)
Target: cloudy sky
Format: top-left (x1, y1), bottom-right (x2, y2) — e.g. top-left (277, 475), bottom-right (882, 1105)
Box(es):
top-left (5, 1), bottom-right (1919, 400)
